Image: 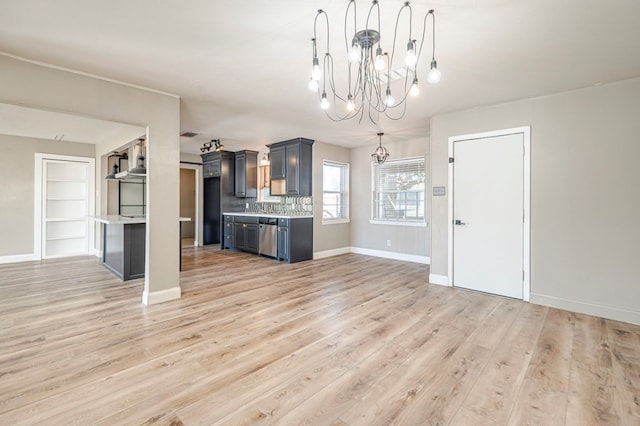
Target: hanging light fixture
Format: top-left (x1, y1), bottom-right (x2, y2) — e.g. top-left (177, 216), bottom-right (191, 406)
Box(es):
top-left (309, 1), bottom-right (440, 123)
top-left (128, 139), bottom-right (146, 176)
top-left (371, 132), bottom-right (389, 164)
top-left (105, 152), bottom-right (124, 180)
top-left (213, 139), bottom-right (224, 152)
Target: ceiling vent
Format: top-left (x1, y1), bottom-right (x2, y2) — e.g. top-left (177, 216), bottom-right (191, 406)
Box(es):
top-left (378, 66), bottom-right (410, 84)
top-left (180, 131), bottom-right (198, 137)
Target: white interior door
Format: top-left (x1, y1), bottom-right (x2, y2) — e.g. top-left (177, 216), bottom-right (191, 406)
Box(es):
top-left (452, 133), bottom-right (524, 299)
top-left (38, 156), bottom-right (94, 259)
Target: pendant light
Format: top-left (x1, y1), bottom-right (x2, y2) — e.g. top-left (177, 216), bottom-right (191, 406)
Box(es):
top-left (371, 132), bottom-right (389, 164)
top-left (128, 139), bottom-right (146, 176)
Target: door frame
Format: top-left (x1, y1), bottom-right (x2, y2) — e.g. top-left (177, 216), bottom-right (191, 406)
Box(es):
top-left (447, 126), bottom-right (531, 301)
top-left (34, 153), bottom-right (96, 260)
top-left (179, 163), bottom-right (202, 246)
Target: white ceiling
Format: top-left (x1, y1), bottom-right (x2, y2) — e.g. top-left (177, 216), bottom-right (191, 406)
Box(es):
top-left (1, 0), bottom-right (640, 154)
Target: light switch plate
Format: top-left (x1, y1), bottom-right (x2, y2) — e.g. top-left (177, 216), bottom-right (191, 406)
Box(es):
top-left (433, 186), bottom-right (446, 196)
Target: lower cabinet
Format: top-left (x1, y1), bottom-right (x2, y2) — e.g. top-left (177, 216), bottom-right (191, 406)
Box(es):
top-left (278, 217), bottom-right (313, 263)
top-left (225, 215), bottom-right (258, 253)
top-left (223, 214), bottom-right (312, 263)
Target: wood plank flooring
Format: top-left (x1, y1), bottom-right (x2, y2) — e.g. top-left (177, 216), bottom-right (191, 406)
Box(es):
top-left (0, 246), bottom-right (639, 425)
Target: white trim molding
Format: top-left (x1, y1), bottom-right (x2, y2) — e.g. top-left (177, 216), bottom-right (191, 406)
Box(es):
top-left (530, 293), bottom-right (640, 326)
top-left (0, 254), bottom-right (36, 264)
top-left (429, 274), bottom-right (450, 286)
top-left (313, 246), bottom-right (430, 265)
top-left (142, 286), bottom-right (182, 305)
top-left (314, 247), bottom-right (351, 259)
top-left (351, 247), bottom-right (430, 265)
top-left (369, 220), bottom-right (427, 227)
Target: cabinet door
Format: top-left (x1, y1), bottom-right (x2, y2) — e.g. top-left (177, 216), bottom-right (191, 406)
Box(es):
top-left (285, 143), bottom-right (300, 195)
top-left (235, 153), bottom-right (246, 197)
top-left (270, 146), bottom-right (286, 180)
top-left (246, 224), bottom-right (259, 253)
top-left (277, 226), bottom-right (289, 261)
top-left (234, 223), bottom-right (246, 249)
top-left (203, 160), bottom-right (221, 178)
top-left (224, 221), bottom-right (234, 249)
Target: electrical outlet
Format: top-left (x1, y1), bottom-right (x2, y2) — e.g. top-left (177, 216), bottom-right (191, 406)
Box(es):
top-left (386, 239), bottom-right (391, 247)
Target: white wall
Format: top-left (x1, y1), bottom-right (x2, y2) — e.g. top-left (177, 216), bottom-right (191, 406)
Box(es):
top-left (430, 78), bottom-right (640, 324)
top-left (0, 134), bottom-right (95, 259)
top-left (350, 136), bottom-right (430, 263)
top-left (0, 54), bottom-right (181, 304)
top-left (313, 141), bottom-right (351, 256)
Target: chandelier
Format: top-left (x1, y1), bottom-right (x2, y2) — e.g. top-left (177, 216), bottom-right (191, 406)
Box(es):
top-left (309, 0), bottom-right (440, 123)
top-left (371, 132), bottom-right (390, 164)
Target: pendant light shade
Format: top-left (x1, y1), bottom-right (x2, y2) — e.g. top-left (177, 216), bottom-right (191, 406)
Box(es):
top-left (128, 139), bottom-right (146, 175)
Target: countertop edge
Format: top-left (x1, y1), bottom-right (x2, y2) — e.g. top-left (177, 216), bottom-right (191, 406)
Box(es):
top-left (89, 216), bottom-right (192, 225)
top-left (222, 212), bottom-right (313, 219)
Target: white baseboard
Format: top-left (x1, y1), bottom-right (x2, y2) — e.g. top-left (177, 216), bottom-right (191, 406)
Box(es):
top-left (530, 292), bottom-right (640, 326)
top-left (92, 249), bottom-right (102, 258)
top-left (0, 253), bottom-right (36, 264)
top-left (429, 273), bottom-right (450, 286)
top-left (314, 247), bottom-right (351, 260)
top-left (350, 247), bottom-right (430, 265)
top-left (142, 286), bottom-right (182, 305)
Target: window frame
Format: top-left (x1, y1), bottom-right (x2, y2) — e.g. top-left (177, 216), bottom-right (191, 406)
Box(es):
top-left (370, 156), bottom-right (427, 227)
top-left (322, 160), bottom-right (350, 224)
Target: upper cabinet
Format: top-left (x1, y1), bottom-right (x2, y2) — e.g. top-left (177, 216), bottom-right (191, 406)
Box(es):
top-left (235, 150), bottom-right (258, 198)
top-left (268, 138), bottom-right (314, 197)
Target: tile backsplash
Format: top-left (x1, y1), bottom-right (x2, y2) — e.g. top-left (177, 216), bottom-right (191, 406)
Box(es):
top-left (245, 196), bottom-right (313, 216)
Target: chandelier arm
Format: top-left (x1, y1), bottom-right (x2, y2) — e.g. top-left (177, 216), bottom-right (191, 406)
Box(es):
top-left (344, 0), bottom-right (357, 52)
top-left (313, 10), bottom-right (330, 51)
top-left (365, 1), bottom-right (379, 35)
top-left (389, 2), bottom-right (411, 77)
top-left (417, 10), bottom-right (435, 63)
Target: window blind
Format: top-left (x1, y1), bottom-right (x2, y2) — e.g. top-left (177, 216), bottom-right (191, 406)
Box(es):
top-left (323, 160), bottom-right (349, 220)
top-left (372, 156), bottom-right (425, 222)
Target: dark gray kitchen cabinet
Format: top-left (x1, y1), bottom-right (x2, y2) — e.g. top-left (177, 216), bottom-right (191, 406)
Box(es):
top-left (202, 151), bottom-right (242, 246)
top-left (268, 138), bottom-right (313, 196)
top-left (223, 215), bottom-right (234, 249)
top-left (270, 145), bottom-right (285, 180)
top-left (235, 150), bottom-right (258, 198)
top-left (230, 215), bottom-right (259, 253)
top-left (277, 217), bottom-right (313, 263)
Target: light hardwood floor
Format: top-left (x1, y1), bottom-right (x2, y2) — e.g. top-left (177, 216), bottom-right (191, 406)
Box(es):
top-left (0, 247), bottom-right (638, 425)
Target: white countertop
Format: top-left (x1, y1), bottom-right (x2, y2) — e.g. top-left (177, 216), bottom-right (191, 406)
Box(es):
top-left (223, 212), bottom-right (313, 219)
top-left (89, 215), bottom-right (192, 224)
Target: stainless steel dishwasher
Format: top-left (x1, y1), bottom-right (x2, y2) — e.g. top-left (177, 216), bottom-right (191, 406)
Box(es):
top-left (258, 217), bottom-right (278, 257)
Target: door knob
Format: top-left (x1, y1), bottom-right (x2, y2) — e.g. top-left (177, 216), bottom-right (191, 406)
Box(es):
top-left (454, 219), bottom-right (467, 225)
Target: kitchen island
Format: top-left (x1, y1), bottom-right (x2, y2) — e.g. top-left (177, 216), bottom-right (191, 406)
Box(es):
top-left (222, 212), bottom-right (313, 263)
top-left (91, 215), bottom-right (191, 280)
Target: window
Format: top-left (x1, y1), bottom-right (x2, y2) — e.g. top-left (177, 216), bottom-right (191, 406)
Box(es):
top-left (372, 156), bottom-right (426, 224)
top-left (322, 160), bottom-right (349, 223)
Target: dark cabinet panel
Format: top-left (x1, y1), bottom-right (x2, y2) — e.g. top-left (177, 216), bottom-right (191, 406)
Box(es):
top-left (203, 159), bottom-right (221, 178)
top-left (235, 150), bottom-right (258, 198)
top-left (202, 151), bottom-right (240, 246)
top-left (268, 138), bottom-right (313, 197)
top-left (230, 218), bottom-right (259, 254)
top-left (270, 146), bottom-right (285, 180)
top-left (277, 217), bottom-right (312, 263)
top-left (223, 216), bottom-right (234, 249)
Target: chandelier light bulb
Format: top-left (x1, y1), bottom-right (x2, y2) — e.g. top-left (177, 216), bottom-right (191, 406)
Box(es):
top-left (308, 78), bottom-right (319, 92)
top-left (374, 48), bottom-right (385, 71)
top-left (405, 41), bottom-right (417, 67)
top-left (311, 57), bottom-right (321, 81)
top-left (384, 88), bottom-right (395, 107)
top-left (427, 59), bottom-right (441, 84)
top-left (320, 92), bottom-right (330, 110)
top-left (348, 43), bottom-right (361, 63)
top-left (346, 95), bottom-right (355, 111)
top-left (410, 78), bottom-right (420, 96)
